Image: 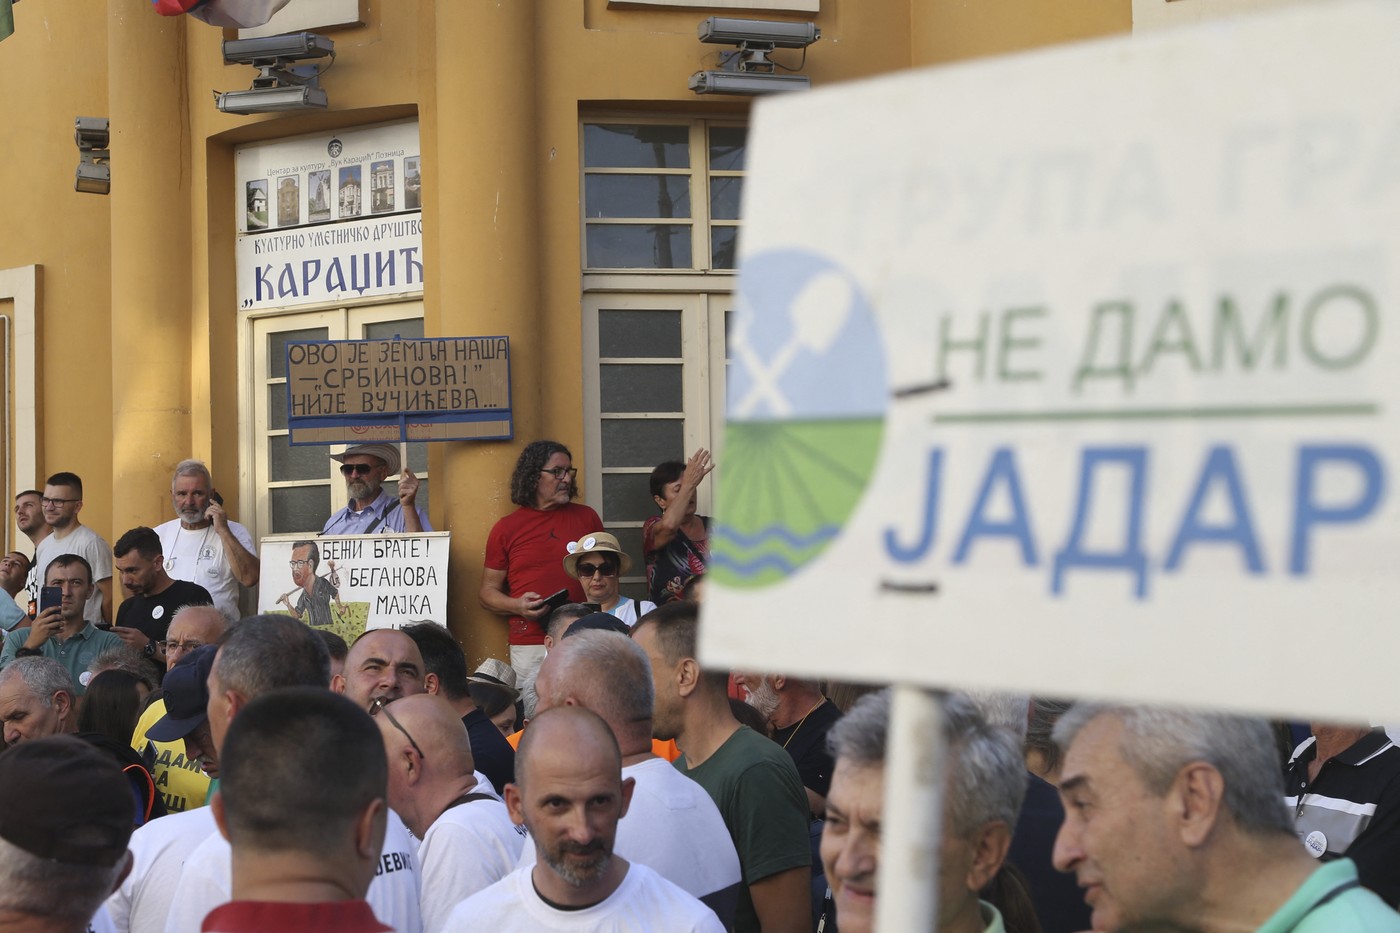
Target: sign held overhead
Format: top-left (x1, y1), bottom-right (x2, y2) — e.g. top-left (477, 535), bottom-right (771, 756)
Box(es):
top-left (703, 0), bottom-right (1400, 725)
top-left (285, 336), bottom-right (513, 444)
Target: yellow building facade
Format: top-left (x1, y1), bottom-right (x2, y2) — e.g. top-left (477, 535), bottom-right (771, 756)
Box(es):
top-left (0, 0), bottom-right (1128, 658)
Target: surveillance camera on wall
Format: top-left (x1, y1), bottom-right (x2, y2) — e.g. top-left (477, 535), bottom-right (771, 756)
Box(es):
top-left (73, 116), bottom-right (111, 194)
top-left (74, 117), bottom-right (109, 151)
top-left (216, 31), bottom-right (334, 115)
top-left (698, 17), bottom-right (820, 50)
top-left (223, 32), bottom-right (334, 66)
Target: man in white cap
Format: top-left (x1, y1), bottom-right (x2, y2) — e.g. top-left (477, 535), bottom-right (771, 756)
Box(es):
top-left (322, 443), bottom-right (430, 535)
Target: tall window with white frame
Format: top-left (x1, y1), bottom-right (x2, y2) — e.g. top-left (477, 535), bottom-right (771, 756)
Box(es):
top-left (581, 119), bottom-right (744, 601)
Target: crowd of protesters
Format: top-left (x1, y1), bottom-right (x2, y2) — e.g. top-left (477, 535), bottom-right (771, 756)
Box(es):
top-left (0, 441), bottom-right (1396, 932)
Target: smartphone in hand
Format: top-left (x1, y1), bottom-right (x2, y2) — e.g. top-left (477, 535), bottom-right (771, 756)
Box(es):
top-left (38, 586), bottom-right (61, 616)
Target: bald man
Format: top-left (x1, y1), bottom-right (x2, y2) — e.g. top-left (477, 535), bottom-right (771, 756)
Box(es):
top-left (131, 605), bottom-right (227, 815)
top-left (375, 694), bottom-right (524, 933)
top-left (529, 630), bottom-right (740, 926)
top-left (333, 628), bottom-right (427, 710)
top-left (443, 707), bottom-right (722, 931)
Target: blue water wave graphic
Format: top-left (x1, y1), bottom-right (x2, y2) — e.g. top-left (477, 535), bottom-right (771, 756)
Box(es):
top-left (710, 551), bottom-right (802, 577)
top-left (713, 524), bottom-right (842, 550)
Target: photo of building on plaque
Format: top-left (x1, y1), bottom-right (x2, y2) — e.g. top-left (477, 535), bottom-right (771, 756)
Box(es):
top-left (404, 156), bottom-right (421, 210)
top-left (245, 179), bottom-right (268, 230)
top-left (338, 164), bottom-right (362, 217)
top-left (277, 175), bottom-right (299, 227)
top-left (308, 169), bottom-right (331, 222)
top-left (371, 159), bottom-right (394, 213)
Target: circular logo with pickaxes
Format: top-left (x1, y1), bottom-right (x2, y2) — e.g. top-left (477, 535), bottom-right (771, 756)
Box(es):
top-left (711, 249), bottom-right (887, 588)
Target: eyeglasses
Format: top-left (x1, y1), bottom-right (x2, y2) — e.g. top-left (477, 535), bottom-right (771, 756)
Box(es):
top-left (576, 562), bottom-right (617, 578)
top-left (340, 463), bottom-right (375, 476)
top-left (159, 640), bottom-right (204, 654)
top-left (369, 696), bottom-right (426, 760)
top-left (40, 497), bottom-right (79, 507)
top-left (288, 559), bottom-right (311, 570)
top-left (541, 467), bottom-right (578, 480)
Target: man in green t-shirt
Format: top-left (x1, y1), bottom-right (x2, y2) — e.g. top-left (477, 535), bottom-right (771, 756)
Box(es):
top-left (634, 601), bottom-right (811, 933)
top-left (1053, 705), bottom-right (1400, 932)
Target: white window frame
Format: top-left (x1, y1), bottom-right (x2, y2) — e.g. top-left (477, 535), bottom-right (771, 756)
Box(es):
top-left (239, 299), bottom-right (427, 542)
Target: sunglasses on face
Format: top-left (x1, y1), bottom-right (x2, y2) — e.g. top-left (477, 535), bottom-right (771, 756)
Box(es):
top-left (576, 562), bottom-right (618, 578)
top-left (340, 463), bottom-right (375, 476)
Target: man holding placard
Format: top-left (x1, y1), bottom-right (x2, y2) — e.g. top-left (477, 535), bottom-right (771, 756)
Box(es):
top-left (321, 443), bottom-right (430, 536)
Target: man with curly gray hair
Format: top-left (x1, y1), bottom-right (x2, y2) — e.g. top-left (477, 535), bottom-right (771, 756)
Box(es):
top-left (478, 440), bottom-right (602, 715)
top-left (1052, 704), bottom-right (1400, 932)
top-left (821, 690), bottom-right (1026, 933)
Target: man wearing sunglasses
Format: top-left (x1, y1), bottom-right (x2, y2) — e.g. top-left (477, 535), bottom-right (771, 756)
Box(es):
top-left (322, 443), bottom-right (431, 536)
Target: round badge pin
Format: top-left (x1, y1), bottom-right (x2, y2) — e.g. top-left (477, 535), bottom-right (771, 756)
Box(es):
top-left (1304, 830), bottom-right (1327, 857)
top-left (152, 605), bottom-right (164, 620)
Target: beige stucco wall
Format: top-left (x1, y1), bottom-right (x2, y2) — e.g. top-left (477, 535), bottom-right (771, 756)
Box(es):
top-left (0, 0), bottom-right (1130, 654)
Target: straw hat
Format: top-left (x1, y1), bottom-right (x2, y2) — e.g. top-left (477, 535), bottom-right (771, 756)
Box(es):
top-left (467, 658), bottom-right (520, 703)
top-left (330, 443), bottom-right (401, 474)
top-left (563, 532), bottom-right (631, 578)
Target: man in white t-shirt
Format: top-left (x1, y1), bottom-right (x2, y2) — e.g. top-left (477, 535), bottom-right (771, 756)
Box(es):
top-left (133, 615), bottom-right (421, 933)
top-left (527, 628), bottom-right (741, 927)
top-left (374, 693), bottom-right (525, 933)
top-left (33, 472), bottom-right (112, 624)
top-left (444, 707), bottom-right (722, 932)
top-left (154, 460), bottom-right (259, 622)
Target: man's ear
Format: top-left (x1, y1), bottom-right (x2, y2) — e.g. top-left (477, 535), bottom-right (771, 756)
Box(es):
top-left (226, 690), bottom-right (247, 722)
top-left (211, 791), bottom-right (230, 842)
top-left (676, 658), bottom-right (701, 699)
top-left (618, 776), bottom-right (636, 821)
top-left (52, 690), bottom-right (73, 723)
top-left (965, 821), bottom-right (1012, 893)
top-left (1173, 762), bottom-right (1225, 848)
top-left (330, 672), bottom-right (347, 695)
top-left (772, 675), bottom-right (788, 691)
top-left (504, 783), bottom-right (526, 827)
top-left (424, 672), bottom-right (441, 696)
top-left (355, 797), bottom-right (387, 859)
top-left (110, 849), bottom-right (134, 895)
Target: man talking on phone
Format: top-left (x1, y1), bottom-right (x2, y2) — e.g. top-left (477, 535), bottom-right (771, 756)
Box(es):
top-left (0, 554), bottom-right (121, 693)
top-left (156, 460), bottom-right (260, 622)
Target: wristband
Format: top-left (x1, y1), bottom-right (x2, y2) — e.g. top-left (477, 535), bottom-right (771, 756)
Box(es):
top-left (15, 647), bottom-right (41, 658)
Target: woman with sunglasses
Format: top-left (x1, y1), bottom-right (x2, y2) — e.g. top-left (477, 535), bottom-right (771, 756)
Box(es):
top-left (563, 533), bottom-right (656, 627)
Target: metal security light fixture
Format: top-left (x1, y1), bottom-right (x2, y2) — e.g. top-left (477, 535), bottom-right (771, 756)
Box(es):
top-left (74, 117), bottom-right (110, 195)
top-left (689, 16), bottom-right (820, 96)
top-left (214, 32), bottom-right (335, 115)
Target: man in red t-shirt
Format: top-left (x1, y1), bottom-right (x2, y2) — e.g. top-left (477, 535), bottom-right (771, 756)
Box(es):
top-left (479, 440), bottom-right (602, 717)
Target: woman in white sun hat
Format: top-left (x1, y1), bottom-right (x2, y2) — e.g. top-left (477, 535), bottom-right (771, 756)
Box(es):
top-left (562, 533), bottom-right (656, 627)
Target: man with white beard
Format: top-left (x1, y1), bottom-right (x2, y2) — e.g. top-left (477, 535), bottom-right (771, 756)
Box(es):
top-left (734, 673), bottom-right (842, 819)
top-left (321, 444), bottom-right (430, 535)
top-left (154, 460), bottom-right (259, 622)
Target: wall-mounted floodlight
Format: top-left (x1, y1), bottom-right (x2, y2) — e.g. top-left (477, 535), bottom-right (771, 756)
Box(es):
top-left (689, 71), bottom-right (810, 95)
top-left (690, 16), bottom-right (819, 97)
top-left (74, 117), bottom-right (110, 195)
top-left (214, 32), bottom-right (334, 115)
top-left (699, 17), bottom-right (820, 50)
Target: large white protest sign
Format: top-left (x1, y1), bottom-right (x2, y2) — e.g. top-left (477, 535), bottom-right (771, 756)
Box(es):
top-left (704, 1), bottom-right (1400, 723)
top-left (259, 533), bottom-right (449, 643)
